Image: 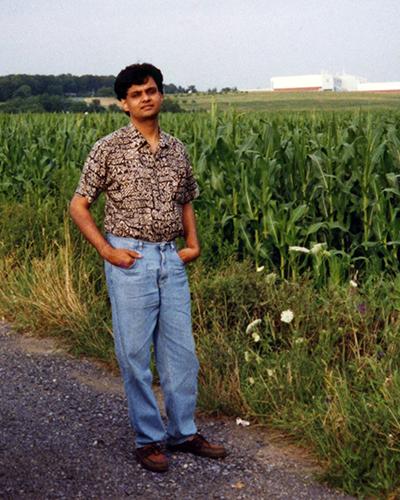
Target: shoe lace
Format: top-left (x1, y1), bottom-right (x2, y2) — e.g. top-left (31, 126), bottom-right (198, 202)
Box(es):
top-left (141, 443), bottom-right (163, 458)
top-left (190, 433), bottom-right (208, 449)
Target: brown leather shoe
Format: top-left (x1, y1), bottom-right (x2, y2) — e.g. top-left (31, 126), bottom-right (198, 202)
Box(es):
top-left (136, 443), bottom-right (169, 472)
top-left (166, 433), bottom-right (227, 459)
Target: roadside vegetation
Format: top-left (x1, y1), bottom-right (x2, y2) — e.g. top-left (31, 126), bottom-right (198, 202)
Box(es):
top-left (1, 109), bottom-right (400, 497)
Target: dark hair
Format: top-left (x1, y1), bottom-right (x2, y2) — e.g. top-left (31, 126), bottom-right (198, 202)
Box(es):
top-left (114, 63), bottom-right (164, 100)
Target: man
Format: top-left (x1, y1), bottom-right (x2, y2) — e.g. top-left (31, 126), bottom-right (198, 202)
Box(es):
top-left (69, 63), bottom-right (227, 473)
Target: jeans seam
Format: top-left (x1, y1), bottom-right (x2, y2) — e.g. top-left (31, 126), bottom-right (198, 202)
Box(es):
top-left (162, 339), bottom-right (177, 428)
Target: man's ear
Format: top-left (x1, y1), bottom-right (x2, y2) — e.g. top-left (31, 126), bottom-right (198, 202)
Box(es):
top-left (120, 98), bottom-right (129, 113)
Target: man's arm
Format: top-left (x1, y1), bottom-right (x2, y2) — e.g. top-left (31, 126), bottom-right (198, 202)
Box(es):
top-left (69, 194), bottom-right (142, 268)
top-left (178, 202), bottom-right (201, 264)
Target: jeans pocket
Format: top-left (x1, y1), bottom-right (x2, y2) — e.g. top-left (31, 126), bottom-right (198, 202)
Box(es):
top-left (106, 234), bottom-right (142, 269)
top-left (116, 258), bottom-right (140, 273)
top-left (174, 248), bottom-right (186, 266)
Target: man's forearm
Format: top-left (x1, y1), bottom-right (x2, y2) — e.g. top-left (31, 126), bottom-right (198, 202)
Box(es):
top-left (69, 195), bottom-right (143, 268)
top-left (69, 195), bottom-right (111, 258)
top-left (182, 202), bottom-right (200, 254)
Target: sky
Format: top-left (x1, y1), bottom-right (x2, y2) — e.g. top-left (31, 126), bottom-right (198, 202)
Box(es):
top-left (1, 0), bottom-right (399, 90)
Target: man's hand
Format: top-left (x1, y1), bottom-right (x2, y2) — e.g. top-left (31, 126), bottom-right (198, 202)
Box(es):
top-left (101, 245), bottom-right (143, 268)
top-left (177, 246), bottom-right (200, 264)
top-left (69, 195), bottom-right (143, 269)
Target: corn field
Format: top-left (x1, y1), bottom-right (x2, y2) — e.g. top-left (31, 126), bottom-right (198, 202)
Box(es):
top-left (1, 109), bottom-right (400, 282)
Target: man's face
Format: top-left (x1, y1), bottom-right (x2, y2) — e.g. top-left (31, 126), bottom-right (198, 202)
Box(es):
top-left (121, 76), bottom-right (163, 121)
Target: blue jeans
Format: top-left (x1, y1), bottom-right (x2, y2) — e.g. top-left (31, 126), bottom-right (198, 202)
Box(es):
top-left (104, 233), bottom-right (199, 447)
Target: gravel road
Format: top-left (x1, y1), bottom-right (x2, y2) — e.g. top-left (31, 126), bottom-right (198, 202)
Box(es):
top-left (0, 321), bottom-right (355, 499)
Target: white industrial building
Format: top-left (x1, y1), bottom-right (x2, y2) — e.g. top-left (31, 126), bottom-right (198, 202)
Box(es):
top-left (357, 81), bottom-right (400, 92)
top-left (335, 74), bottom-right (366, 91)
top-left (239, 88), bottom-right (273, 92)
top-left (271, 74), bottom-right (336, 92)
top-left (270, 73), bottom-right (399, 93)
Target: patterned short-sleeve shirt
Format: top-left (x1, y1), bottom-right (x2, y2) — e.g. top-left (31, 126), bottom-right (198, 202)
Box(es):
top-left (75, 123), bottom-right (200, 242)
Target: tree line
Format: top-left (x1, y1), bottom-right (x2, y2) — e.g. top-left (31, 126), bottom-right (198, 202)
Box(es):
top-left (0, 74), bottom-right (239, 113)
top-left (0, 74), bottom-right (199, 101)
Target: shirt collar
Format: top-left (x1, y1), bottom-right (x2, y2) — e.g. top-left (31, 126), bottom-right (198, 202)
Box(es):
top-left (127, 123), bottom-right (171, 151)
top-left (159, 130), bottom-right (171, 149)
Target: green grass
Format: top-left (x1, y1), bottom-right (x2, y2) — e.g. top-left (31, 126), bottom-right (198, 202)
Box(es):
top-left (175, 90), bottom-right (400, 112)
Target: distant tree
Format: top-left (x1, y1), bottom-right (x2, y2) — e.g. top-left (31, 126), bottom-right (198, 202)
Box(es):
top-left (0, 94), bottom-right (107, 113)
top-left (107, 103), bottom-right (121, 113)
top-left (78, 75), bottom-right (98, 96)
top-left (13, 84), bottom-right (32, 98)
top-left (164, 83), bottom-right (178, 94)
top-left (59, 74), bottom-right (78, 94)
top-left (46, 84), bottom-right (64, 96)
top-left (221, 86), bottom-right (238, 93)
top-left (97, 87), bottom-right (114, 97)
top-left (187, 85), bottom-right (197, 94)
top-left (88, 99), bottom-right (105, 113)
top-left (0, 95), bottom-right (38, 112)
top-left (23, 100), bottom-right (44, 113)
top-left (40, 94), bottom-right (66, 112)
top-left (161, 98), bottom-right (184, 113)
top-left (69, 99), bottom-right (89, 113)
top-left (30, 75), bottom-right (48, 95)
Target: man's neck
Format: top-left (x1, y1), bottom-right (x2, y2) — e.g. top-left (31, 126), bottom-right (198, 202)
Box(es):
top-left (131, 117), bottom-right (160, 144)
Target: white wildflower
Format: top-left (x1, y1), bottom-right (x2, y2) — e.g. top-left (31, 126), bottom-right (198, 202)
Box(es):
top-left (265, 272), bottom-right (277, 285)
top-left (236, 417), bottom-right (250, 427)
top-left (294, 337), bottom-right (305, 344)
top-left (256, 265), bottom-right (265, 272)
top-left (266, 368), bottom-right (275, 377)
top-left (280, 309), bottom-right (294, 324)
top-left (252, 332), bottom-right (261, 342)
top-left (310, 243), bottom-right (324, 255)
top-left (248, 377), bottom-right (255, 385)
top-left (349, 279), bottom-right (358, 288)
top-left (289, 246), bottom-right (310, 254)
top-left (244, 351), bottom-right (251, 362)
top-left (246, 318), bottom-right (262, 334)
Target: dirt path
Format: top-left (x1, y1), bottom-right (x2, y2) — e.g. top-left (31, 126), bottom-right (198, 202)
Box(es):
top-left (0, 322), bottom-right (355, 499)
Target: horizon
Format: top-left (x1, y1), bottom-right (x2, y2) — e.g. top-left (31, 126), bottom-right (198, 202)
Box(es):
top-left (1, 70), bottom-right (399, 93)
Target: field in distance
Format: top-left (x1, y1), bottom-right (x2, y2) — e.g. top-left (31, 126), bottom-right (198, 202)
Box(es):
top-left (85, 91), bottom-right (400, 113)
top-left (178, 90), bottom-right (400, 112)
